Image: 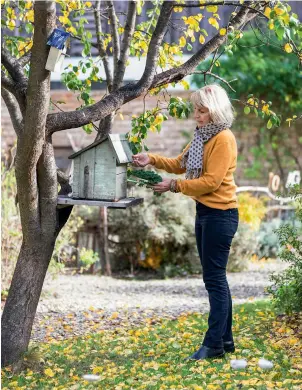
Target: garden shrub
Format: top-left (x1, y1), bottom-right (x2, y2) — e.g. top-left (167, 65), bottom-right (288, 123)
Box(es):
top-left (107, 183), bottom-right (201, 275)
top-left (267, 185), bottom-right (302, 315)
top-left (226, 193), bottom-right (267, 272)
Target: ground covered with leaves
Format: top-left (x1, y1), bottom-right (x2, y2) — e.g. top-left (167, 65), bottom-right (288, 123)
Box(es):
top-left (2, 299), bottom-right (301, 390)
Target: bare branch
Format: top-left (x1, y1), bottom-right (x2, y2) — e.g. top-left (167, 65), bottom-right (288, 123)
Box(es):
top-left (113, 0), bottom-right (137, 90)
top-left (106, 1), bottom-right (120, 77)
top-left (94, 1), bottom-right (113, 92)
top-left (1, 87), bottom-right (23, 136)
top-left (192, 71), bottom-right (237, 92)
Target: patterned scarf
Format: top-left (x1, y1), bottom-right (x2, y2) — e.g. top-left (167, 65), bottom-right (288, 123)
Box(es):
top-left (180, 122), bottom-right (230, 180)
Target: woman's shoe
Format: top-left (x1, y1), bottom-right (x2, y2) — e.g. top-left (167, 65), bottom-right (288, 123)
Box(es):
top-left (184, 345), bottom-right (225, 361)
top-left (223, 341), bottom-right (235, 353)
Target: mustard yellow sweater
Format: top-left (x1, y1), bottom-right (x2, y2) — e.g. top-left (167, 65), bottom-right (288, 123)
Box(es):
top-left (147, 129), bottom-right (238, 210)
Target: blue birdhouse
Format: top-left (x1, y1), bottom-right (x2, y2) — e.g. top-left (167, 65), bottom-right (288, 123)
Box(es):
top-left (46, 29), bottom-right (70, 72)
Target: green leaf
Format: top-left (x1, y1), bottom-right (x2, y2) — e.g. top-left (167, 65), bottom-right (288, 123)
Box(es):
top-left (186, 43), bottom-right (193, 51)
top-left (25, 23), bottom-right (33, 34)
top-left (144, 145), bottom-right (149, 151)
top-left (276, 26), bottom-right (285, 40)
top-left (267, 119), bottom-right (273, 129)
top-left (244, 106), bottom-right (250, 114)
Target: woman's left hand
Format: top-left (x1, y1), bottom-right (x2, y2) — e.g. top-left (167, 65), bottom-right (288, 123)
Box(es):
top-left (151, 178), bottom-right (172, 193)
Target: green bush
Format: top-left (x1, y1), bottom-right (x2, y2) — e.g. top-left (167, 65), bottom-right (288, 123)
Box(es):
top-left (78, 247), bottom-right (99, 273)
top-left (100, 180), bottom-right (202, 275)
top-left (267, 185), bottom-right (302, 315)
top-left (255, 218), bottom-right (282, 259)
top-left (227, 223), bottom-right (258, 272)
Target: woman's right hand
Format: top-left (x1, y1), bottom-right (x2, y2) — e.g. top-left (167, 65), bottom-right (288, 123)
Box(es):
top-left (132, 153), bottom-right (151, 167)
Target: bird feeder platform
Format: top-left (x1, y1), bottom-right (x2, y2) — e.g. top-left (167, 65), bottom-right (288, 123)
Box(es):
top-left (57, 195), bottom-right (144, 209)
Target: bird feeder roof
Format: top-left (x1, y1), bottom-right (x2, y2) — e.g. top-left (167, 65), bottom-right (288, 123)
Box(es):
top-left (68, 134), bottom-right (133, 164)
top-left (47, 29), bottom-right (70, 49)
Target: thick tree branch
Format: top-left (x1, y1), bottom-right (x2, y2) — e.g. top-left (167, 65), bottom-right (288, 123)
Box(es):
top-left (107, 1), bottom-right (120, 78)
top-left (15, 0), bottom-right (56, 241)
top-left (1, 71), bottom-right (27, 115)
top-left (94, 1), bottom-right (113, 92)
top-left (1, 87), bottom-right (23, 136)
top-left (1, 47), bottom-right (28, 88)
top-left (1, 71), bottom-right (15, 93)
top-left (46, 4), bottom-right (257, 134)
top-left (18, 51), bottom-right (32, 67)
top-left (113, 0), bottom-right (137, 90)
top-left (137, 0), bottom-right (174, 90)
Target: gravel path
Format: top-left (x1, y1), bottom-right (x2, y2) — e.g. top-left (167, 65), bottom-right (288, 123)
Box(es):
top-left (30, 259), bottom-right (289, 342)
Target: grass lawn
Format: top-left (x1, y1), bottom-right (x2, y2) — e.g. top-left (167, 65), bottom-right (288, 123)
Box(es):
top-left (2, 299), bottom-right (301, 389)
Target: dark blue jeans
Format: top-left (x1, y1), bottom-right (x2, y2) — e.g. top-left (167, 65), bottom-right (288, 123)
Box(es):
top-left (195, 201), bottom-right (239, 349)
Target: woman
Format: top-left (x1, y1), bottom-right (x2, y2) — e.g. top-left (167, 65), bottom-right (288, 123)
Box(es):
top-left (132, 84), bottom-right (239, 361)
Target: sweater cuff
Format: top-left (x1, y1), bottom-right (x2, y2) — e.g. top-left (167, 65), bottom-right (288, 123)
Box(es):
top-left (147, 153), bottom-right (156, 165)
top-left (176, 179), bottom-right (182, 193)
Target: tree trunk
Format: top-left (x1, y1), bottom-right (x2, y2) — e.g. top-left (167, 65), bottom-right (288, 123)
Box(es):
top-left (1, 240), bottom-right (55, 366)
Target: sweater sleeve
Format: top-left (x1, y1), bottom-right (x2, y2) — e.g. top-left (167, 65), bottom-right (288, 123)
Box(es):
top-left (147, 142), bottom-right (191, 174)
top-left (176, 141), bottom-right (234, 196)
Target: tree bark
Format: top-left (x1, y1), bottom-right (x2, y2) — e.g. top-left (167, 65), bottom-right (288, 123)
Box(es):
top-left (1, 241), bottom-right (55, 366)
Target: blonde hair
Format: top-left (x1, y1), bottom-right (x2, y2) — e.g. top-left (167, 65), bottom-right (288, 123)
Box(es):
top-left (190, 84), bottom-right (235, 126)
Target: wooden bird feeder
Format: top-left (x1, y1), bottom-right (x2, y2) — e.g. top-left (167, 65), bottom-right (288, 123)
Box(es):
top-left (57, 134), bottom-right (144, 209)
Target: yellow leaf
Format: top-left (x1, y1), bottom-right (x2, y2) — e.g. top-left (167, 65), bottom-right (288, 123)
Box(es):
top-left (206, 5), bottom-right (218, 13)
top-left (264, 7), bottom-right (271, 18)
top-left (92, 366), bottom-right (103, 374)
top-left (110, 312), bottom-right (119, 319)
top-left (181, 80), bottom-right (190, 90)
top-left (208, 17), bottom-right (219, 30)
top-left (288, 337), bottom-right (299, 346)
top-left (268, 20), bottom-right (274, 30)
top-left (274, 6), bottom-right (285, 15)
top-left (284, 43), bottom-right (293, 53)
top-left (179, 36), bottom-right (186, 47)
top-left (150, 125), bottom-right (156, 133)
top-left (25, 10), bottom-right (34, 22)
top-left (67, 26), bottom-right (77, 35)
top-left (59, 15), bottom-right (69, 25)
top-left (119, 113), bottom-right (124, 120)
top-left (44, 368), bottom-right (55, 377)
top-left (282, 14), bottom-right (290, 25)
top-left (25, 1), bottom-right (32, 9)
top-left (199, 34), bottom-right (205, 44)
top-left (219, 28), bottom-right (226, 36)
top-left (85, 1), bottom-right (92, 7)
